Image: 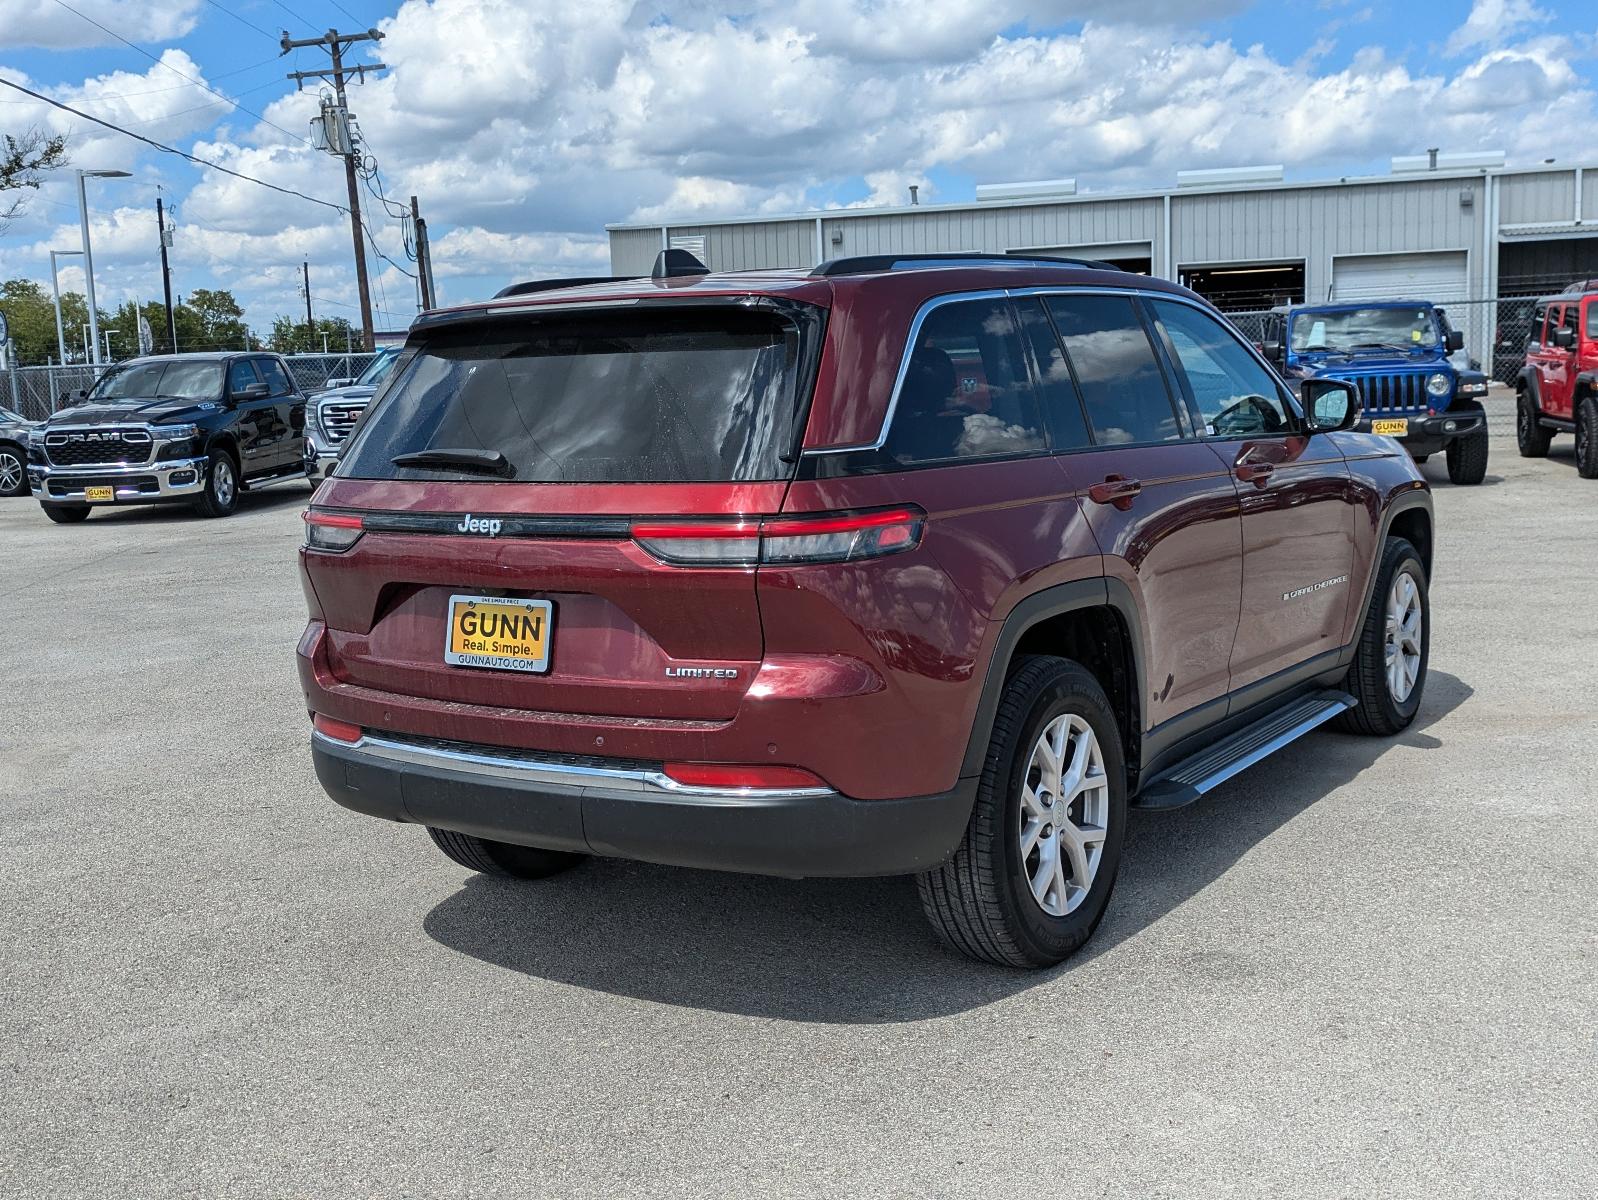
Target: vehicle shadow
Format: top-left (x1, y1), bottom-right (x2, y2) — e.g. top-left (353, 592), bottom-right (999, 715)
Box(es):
top-left (422, 671), bottom-right (1473, 1024)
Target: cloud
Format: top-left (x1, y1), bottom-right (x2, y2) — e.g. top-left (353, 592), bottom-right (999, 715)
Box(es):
top-left (4, 0), bottom-right (1598, 338)
top-left (0, 0), bottom-right (202, 50)
top-left (1445, 0), bottom-right (1553, 57)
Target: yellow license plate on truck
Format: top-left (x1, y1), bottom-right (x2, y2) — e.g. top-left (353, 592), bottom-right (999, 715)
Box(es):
top-left (84, 485), bottom-right (114, 502)
top-left (444, 594), bottom-right (553, 673)
top-left (1371, 418), bottom-right (1408, 436)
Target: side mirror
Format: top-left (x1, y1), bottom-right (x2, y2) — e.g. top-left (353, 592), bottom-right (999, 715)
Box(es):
top-left (1262, 339), bottom-right (1283, 361)
top-left (1300, 378), bottom-right (1360, 434)
top-left (1445, 330), bottom-right (1465, 353)
top-left (1554, 327), bottom-right (1576, 350)
top-left (235, 381), bottom-right (271, 400)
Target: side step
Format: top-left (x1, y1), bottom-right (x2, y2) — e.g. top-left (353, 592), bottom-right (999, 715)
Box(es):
top-left (1134, 691), bottom-right (1356, 811)
top-left (241, 468), bottom-right (311, 492)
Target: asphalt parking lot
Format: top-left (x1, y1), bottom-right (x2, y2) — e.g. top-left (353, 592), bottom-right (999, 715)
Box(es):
top-left (1, 385), bottom-right (1594, 1198)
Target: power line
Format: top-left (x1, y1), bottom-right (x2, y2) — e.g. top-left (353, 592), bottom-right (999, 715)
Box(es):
top-left (0, 77), bottom-right (347, 215)
top-left (201, 0), bottom-right (275, 40)
top-left (327, 2), bottom-right (364, 24)
top-left (47, 0), bottom-right (313, 148)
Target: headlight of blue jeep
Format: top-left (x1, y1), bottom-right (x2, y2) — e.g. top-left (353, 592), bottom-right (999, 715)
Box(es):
top-left (1426, 373), bottom-right (1451, 398)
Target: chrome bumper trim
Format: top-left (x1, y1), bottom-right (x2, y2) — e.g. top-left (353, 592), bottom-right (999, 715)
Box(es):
top-left (310, 729), bottom-right (836, 801)
top-left (29, 456), bottom-right (208, 501)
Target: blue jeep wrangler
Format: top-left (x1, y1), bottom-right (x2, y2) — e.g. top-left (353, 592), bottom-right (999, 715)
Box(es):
top-left (1261, 300), bottom-right (1491, 484)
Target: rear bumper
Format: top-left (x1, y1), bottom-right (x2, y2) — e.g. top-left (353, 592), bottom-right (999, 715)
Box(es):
top-left (311, 730), bottom-right (975, 878)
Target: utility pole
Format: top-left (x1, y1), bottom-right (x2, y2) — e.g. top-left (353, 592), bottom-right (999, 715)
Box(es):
top-left (410, 195), bottom-right (435, 310)
top-left (282, 27), bottom-right (386, 351)
top-left (156, 194), bottom-right (177, 353)
top-left (303, 260), bottom-right (314, 345)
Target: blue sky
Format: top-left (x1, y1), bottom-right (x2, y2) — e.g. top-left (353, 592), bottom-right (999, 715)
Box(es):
top-left (1, 0), bottom-right (1593, 341)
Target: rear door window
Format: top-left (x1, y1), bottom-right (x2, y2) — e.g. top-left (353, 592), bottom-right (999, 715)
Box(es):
top-left (1045, 295), bottom-right (1183, 445)
top-left (339, 306), bottom-right (818, 483)
top-left (881, 298), bottom-right (1046, 464)
top-left (1015, 299), bottom-right (1091, 451)
top-left (1587, 302), bottom-right (1598, 341)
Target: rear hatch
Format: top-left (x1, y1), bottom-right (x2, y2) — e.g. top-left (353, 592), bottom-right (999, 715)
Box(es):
top-left (301, 297), bottom-right (825, 723)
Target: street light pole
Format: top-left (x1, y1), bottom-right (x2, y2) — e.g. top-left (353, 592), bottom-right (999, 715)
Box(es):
top-left (75, 169), bottom-right (131, 366)
top-left (49, 249), bottom-right (84, 364)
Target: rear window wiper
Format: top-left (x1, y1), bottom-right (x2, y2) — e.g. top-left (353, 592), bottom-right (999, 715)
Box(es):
top-left (391, 448), bottom-right (516, 478)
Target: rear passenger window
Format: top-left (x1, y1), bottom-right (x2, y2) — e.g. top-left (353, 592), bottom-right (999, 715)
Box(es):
top-left (1587, 304), bottom-right (1597, 341)
top-left (882, 299), bottom-right (1046, 464)
top-left (1045, 296), bottom-right (1182, 445)
top-left (1015, 299), bottom-right (1091, 451)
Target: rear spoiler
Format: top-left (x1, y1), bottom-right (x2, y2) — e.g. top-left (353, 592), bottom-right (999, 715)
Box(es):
top-left (492, 251), bottom-right (712, 299)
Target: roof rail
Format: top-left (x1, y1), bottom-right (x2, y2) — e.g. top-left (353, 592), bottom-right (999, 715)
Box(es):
top-left (810, 252), bottom-right (1116, 277)
top-left (493, 277), bottom-right (630, 299)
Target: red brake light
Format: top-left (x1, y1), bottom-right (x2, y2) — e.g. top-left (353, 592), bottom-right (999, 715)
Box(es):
top-left (661, 762), bottom-right (827, 791)
top-left (312, 713), bottom-right (363, 744)
top-left (632, 507), bottom-right (923, 567)
top-left (303, 508), bottom-right (364, 552)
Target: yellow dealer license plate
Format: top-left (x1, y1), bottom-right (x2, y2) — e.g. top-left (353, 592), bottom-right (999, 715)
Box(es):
top-left (444, 594), bottom-right (553, 673)
top-left (1371, 418), bottom-right (1408, 436)
top-left (84, 485), bottom-right (115, 502)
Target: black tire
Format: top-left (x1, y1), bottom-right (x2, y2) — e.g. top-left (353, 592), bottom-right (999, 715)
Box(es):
top-left (0, 442), bottom-right (27, 497)
top-left (191, 450), bottom-right (240, 518)
top-left (1335, 537), bottom-right (1428, 737)
top-left (426, 827), bottom-right (585, 879)
top-left (1517, 389), bottom-right (1552, 458)
top-left (917, 655), bottom-right (1127, 969)
top-left (41, 503), bottom-right (90, 524)
top-left (1445, 427), bottom-right (1489, 485)
top-left (1577, 394), bottom-right (1598, 480)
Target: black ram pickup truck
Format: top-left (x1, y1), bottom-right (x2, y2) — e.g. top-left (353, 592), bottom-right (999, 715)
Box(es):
top-left (27, 352), bottom-right (314, 523)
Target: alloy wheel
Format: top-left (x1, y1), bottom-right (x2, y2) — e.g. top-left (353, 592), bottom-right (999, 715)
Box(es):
top-left (0, 450), bottom-right (22, 493)
top-left (1019, 713), bottom-right (1110, 917)
top-left (213, 458), bottom-right (235, 507)
top-left (1384, 570), bottom-right (1423, 703)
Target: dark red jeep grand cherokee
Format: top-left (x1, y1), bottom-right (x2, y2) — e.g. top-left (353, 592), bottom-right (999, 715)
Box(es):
top-left (298, 252), bottom-right (1432, 967)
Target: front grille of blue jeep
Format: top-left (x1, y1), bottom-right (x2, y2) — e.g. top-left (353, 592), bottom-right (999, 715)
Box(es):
top-left (1326, 372), bottom-right (1432, 415)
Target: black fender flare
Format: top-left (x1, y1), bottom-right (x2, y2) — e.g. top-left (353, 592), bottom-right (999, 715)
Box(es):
top-left (203, 430), bottom-right (242, 471)
top-left (956, 578), bottom-right (1147, 782)
top-left (1576, 370), bottom-right (1598, 398)
top-left (1516, 367), bottom-right (1541, 410)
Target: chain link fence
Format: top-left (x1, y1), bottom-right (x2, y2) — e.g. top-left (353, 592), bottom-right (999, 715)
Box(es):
top-left (0, 353), bottom-right (381, 421)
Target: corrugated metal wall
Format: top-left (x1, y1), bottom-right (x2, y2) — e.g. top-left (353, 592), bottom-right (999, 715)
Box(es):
top-left (610, 227), bottom-right (663, 276)
top-left (1498, 171), bottom-right (1576, 225)
top-left (608, 168), bottom-right (1595, 304)
top-left (1173, 177), bottom-right (1482, 301)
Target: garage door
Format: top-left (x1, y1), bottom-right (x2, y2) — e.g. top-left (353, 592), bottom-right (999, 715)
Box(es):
top-left (1330, 251), bottom-right (1469, 303)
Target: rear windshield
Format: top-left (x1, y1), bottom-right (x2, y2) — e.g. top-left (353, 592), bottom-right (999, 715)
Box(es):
top-left (337, 306), bottom-right (816, 483)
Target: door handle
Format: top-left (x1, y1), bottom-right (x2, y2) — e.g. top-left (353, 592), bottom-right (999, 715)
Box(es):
top-left (1087, 475), bottom-right (1143, 510)
top-left (1235, 462), bottom-right (1276, 487)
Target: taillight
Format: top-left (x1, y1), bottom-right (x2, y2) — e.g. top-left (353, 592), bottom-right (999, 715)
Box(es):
top-left (312, 713), bottom-right (363, 744)
top-left (660, 762), bottom-right (828, 792)
top-left (632, 507), bottom-right (923, 567)
top-left (302, 508), bottom-right (364, 552)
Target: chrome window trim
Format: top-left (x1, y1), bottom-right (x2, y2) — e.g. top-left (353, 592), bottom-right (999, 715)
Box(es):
top-left (803, 285), bottom-right (1300, 457)
top-left (312, 729), bottom-right (836, 801)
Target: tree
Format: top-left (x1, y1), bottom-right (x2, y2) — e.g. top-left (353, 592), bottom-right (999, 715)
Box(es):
top-left (184, 287), bottom-right (249, 350)
top-left (269, 313), bottom-right (356, 354)
top-left (0, 278), bottom-right (107, 363)
top-left (1, 128), bottom-right (69, 235)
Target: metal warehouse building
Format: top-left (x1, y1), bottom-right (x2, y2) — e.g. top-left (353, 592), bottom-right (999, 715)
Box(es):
top-left (607, 156), bottom-right (1598, 376)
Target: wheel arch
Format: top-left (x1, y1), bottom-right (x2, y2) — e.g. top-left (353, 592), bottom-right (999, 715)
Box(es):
top-left (204, 431), bottom-right (242, 471)
top-left (1516, 366), bottom-right (1541, 406)
top-left (958, 579), bottom-right (1146, 792)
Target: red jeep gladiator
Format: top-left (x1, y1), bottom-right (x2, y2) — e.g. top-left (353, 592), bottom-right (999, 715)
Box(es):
top-left (1516, 281), bottom-right (1598, 477)
top-left (297, 252), bottom-right (1433, 967)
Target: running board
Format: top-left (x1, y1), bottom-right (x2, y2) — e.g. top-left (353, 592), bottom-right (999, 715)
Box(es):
top-left (1134, 691), bottom-right (1356, 811)
top-left (241, 468), bottom-right (311, 492)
